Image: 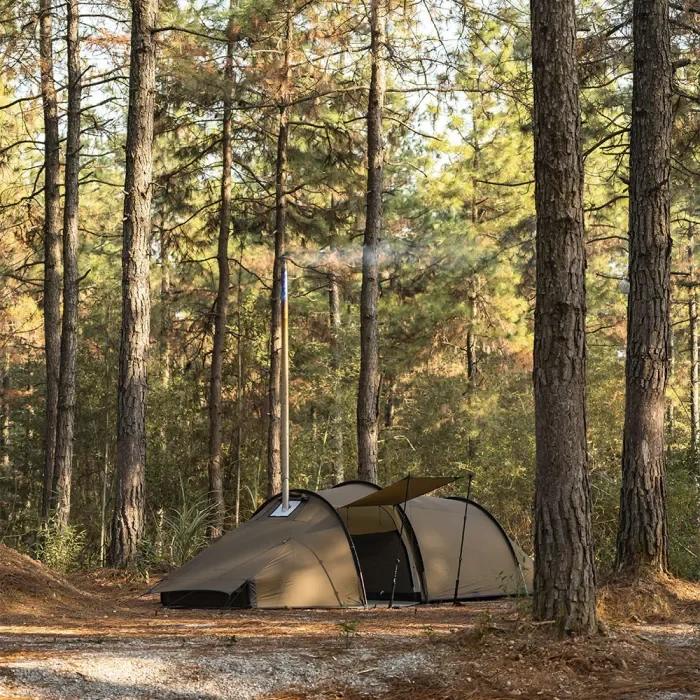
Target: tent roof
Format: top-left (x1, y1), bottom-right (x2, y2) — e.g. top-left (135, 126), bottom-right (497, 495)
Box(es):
top-left (343, 476), bottom-right (457, 507)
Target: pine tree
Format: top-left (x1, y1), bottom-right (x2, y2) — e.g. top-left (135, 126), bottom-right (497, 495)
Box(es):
top-left (54, 0), bottom-right (82, 527)
top-left (530, 0), bottom-right (597, 633)
top-left (110, 0), bottom-right (159, 568)
top-left (616, 0), bottom-right (672, 576)
top-left (39, 0), bottom-right (61, 518)
top-left (357, 0), bottom-right (387, 484)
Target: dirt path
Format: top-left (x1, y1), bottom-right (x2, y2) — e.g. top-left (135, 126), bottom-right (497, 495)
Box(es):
top-left (0, 549), bottom-right (698, 699)
top-left (0, 594), bottom-right (698, 699)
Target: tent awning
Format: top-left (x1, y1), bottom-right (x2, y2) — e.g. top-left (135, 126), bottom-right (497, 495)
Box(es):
top-left (343, 476), bottom-right (457, 508)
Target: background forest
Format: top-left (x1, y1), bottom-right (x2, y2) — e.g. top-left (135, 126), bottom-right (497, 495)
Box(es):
top-left (0, 0), bottom-right (698, 580)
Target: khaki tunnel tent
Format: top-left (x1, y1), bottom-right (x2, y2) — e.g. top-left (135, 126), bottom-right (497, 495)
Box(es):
top-left (153, 478), bottom-right (534, 608)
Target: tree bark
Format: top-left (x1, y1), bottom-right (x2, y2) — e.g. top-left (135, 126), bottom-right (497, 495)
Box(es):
top-left (207, 19), bottom-right (235, 539)
top-left (357, 0), bottom-right (386, 485)
top-left (666, 323), bottom-right (674, 444)
top-left (53, 0), bottom-right (82, 528)
top-left (100, 315), bottom-right (111, 567)
top-left (266, 9), bottom-right (292, 498)
top-left (39, 0), bottom-right (62, 519)
top-left (159, 224), bottom-right (171, 387)
top-left (109, 0), bottom-right (158, 568)
top-left (1, 334), bottom-right (9, 470)
top-left (235, 242), bottom-right (244, 526)
top-left (689, 234), bottom-right (699, 458)
top-left (615, 0), bottom-right (672, 576)
top-left (531, 0), bottom-right (597, 634)
top-left (466, 288), bottom-right (477, 383)
top-left (328, 255), bottom-right (344, 484)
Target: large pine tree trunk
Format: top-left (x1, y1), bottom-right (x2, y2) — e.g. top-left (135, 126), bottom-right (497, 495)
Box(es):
top-left (207, 22), bottom-right (235, 538)
top-left (615, 0), bottom-right (672, 576)
top-left (357, 0), bottom-right (386, 485)
top-left (530, 0), bottom-right (597, 634)
top-left (109, 0), bottom-right (158, 568)
top-left (39, 0), bottom-right (62, 519)
top-left (53, 0), bottom-right (82, 528)
top-left (266, 10), bottom-right (292, 498)
top-left (328, 259), bottom-right (344, 484)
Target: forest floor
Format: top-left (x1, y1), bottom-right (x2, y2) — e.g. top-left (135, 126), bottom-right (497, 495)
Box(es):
top-left (0, 544), bottom-right (699, 700)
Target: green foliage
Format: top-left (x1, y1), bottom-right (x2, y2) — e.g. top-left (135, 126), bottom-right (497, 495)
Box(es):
top-left (158, 487), bottom-right (216, 568)
top-left (422, 624), bottom-right (438, 643)
top-left (34, 517), bottom-right (87, 573)
top-left (337, 618), bottom-right (361, 647)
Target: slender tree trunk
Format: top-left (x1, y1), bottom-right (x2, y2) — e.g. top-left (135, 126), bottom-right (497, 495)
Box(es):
top-left (109, 0), bottom-right (158, 568)
top-left (466, 287), bottom-right (478, 383)
top-left (223, 233), bottom-right (245, 527)
top-left (100, 317), bottom-right (111, 567)
top-left (39, 0), bottom-right (61, 519)
top-left (54, 0), bottom-right (82, 528)
top-left (688, 232), bottom-right (699, 458)
top-left (384, 379), bottom-right (397, 428)
top-left (465, 282), bottom-right (478, 462)
top-left (207, 21), bottom-right (235, 539)
top-left (159, 223), bottom-right (171, 386)
top-left (693, 243), bottom-right (700, 530)
top-left (666, 324), bottom-right (674, 445)
top-left (236, 233), bottom-right (246, 524)
top-left (235, 254), bottom-right (243, 526)
top-left (357, 0), bottom-right (386, 485)
top-left (328, 256), bottom-right (344, 484)
top-left (1, 335), bottom-right (9, 470)
top-left (266, 9), bottom-right (292, 498)
top-left (615, 0), bottom-right (672, 577)
top-left (530, 0), bottom-right (597, 634)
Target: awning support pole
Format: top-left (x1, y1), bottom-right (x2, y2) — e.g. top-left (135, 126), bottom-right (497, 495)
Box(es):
top-left (453, 473), bottom-right (473, 605)
top-left (389, 474), bottom-right (411, 609)
top-left (281, 258), bottom-right (290, 511)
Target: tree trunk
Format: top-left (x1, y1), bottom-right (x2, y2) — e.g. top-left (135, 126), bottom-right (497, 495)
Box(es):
top-left (235, 247), bottom-right (244, 526)
top-left (159, 224), bottom-right (171, 386)
top-left (266, 9), bottom-right (292, 498)
top-left (615, 0), bottom-right (671, 576)
top-left (689, 234), bottom-right (699, 458)
top-left (1, 336), bottom-right (9, 470)
top-left (53, 0), bottom-right (82, 528)
top-left (530, 0), bottom-right (597, 634)
top-left (39, 0), bottom-right (62, 519)
top-left (357, 0), bottom-right (386, 485)
top-left (207, 21), bottom-right (235, 539)
top-left (328, 258), bottom-right (344, 484)
top-left (223, 232), bottom-right (245, 527)
top-left (666, 323), bottom-right (674, 445)
top-left (100, 317), bottom-right (111, 567)
top-left (384, 379), bottom-right (397, 428)
top-left (109, 0), bottom-right (158, 568)
top-left (466, 287), bottom-right (478, 383)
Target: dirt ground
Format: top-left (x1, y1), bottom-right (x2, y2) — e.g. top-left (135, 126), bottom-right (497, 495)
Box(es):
top-left (0, 545), bottom-right (698, 700)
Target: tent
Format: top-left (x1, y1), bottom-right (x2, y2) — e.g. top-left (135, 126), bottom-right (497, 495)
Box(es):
top-left (153, 478), bottom-right (533, 609)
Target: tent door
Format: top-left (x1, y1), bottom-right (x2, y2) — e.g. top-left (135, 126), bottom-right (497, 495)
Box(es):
top-left (351, 531), bottom-right (417, 601)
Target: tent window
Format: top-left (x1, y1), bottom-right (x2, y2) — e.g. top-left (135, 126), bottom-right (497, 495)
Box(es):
top-left (269, 500), bottom-right (301, 517)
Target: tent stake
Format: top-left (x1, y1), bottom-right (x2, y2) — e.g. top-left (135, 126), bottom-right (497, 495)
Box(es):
top-left (281, 258), bottom-right (290, 511)
top-left (389, 474), bottom-right (411, 609)
top-left (453, 473), bottom-right (473, 605)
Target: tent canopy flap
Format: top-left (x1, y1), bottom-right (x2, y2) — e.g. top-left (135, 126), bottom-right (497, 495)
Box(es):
top-left (343, 476), bottom-right (457, 508)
